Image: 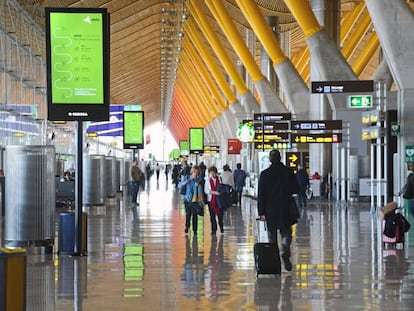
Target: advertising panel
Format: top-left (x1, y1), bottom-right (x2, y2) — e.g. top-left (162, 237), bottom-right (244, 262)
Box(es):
top-left (45, 8), bottom-right (110, 121)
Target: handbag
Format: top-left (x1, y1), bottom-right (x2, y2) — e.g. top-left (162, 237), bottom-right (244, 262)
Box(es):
top-left (179, 183), bottom-right (187, 196)
top-left (402, 183), bottom-right (414, 199)
top-left (217, 184), bottom-right (232, 210)
top-left (305, 187), bottom-right (313, 199)
top-left (192, 184), bottom-right (205, 216)
top-left (289, 198), bottom-right (300, 225)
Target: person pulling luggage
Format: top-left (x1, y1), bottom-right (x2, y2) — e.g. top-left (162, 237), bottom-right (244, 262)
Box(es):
top-left (257, 149), bottom-right (299, 272)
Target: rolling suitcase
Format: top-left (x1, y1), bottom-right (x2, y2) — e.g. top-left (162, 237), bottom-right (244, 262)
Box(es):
top-left (382, 212), bottom-right (410, 248)
top-left (254, 220), bottom-right (281, 277)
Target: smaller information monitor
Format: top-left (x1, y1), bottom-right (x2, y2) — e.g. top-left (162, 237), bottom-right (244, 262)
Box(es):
top-left (179, 140), bottom-right (189, 156)
top-left (123, 111), bottom-right (144, 149)
top-left (189, 128), bottom-right (204, 154)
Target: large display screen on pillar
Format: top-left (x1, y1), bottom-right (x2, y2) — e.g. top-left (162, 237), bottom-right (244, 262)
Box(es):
top-left (45, 8), bottom-right (110, 121)
top-left (123, 111), bottom-right (144, 149)
top-left (189, 128), bottom-right (204, 154)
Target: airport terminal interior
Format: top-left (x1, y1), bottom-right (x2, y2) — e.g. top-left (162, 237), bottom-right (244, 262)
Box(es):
top-left (2, 0), bottom-right (414, 310)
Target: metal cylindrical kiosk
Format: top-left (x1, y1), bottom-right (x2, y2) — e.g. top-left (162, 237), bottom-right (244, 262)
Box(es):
top-left (0, 248), bottom-right (27, 311)
top-left (115, 159), bottom-right (121, 193)
top-left (56, 159), bottom-right (65, 178)
top-left (105, 156), bottom-right (116, 198)
top-left (83, 155), bottom-right (105, 205)
top-left (4, 146), bottom-right (55, 249)
top-left (123, 160), bottom-right (131, 196)
top-left (119, 158), bottom-right (125, 194)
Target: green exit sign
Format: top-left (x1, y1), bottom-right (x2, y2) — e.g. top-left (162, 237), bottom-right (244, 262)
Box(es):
top-left (348, 95), bottom-right (373, 108)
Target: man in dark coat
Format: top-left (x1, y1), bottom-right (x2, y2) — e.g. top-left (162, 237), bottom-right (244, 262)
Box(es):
top-left (295, 165), bottom-right (310, 209)
top-left (258, 149), bottom-right (299, 272)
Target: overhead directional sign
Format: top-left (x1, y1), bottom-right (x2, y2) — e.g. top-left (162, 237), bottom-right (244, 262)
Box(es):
top-left (254, 122), bottom-right (289, 132)
top-left (204, 145), bottom-right (220, 154)
top-left (253, 133), bottom-right (290, 142)
top-left (290, 120), bottom-right (342, 131)
top-left (254, 113), bottom-right (291, 122)
top-left (348, 95), bottom-right (373, 108)
top-left (286, 152), bottom-right (300, 169)
top-left (291, 133), bottom-right (342, 143)
top-left (311, 80), bottom-right (374, 94)
top-left (254, 142), bottom-right (291, 150)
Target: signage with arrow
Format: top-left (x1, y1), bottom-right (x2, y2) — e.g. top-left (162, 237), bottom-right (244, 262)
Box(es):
top-left (290, 120), bottom-right (342, 131)
top-left (286, 152), bottom-right (299, 169)
top-left (291, 133), bottom-right (342, 143)
top-left (348, 95), bottom-right (372, 108)
top-left (253, 113), bottom-right (291, 122)
top-left (311, 80), bottom-right (374, 94)
top-left (254, 122), bottom-right (289, 131)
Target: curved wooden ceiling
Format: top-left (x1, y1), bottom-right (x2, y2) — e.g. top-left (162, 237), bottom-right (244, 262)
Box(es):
top-left (20, 0), bottom-right (377, 142)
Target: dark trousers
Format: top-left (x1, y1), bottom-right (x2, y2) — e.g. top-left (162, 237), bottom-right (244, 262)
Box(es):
top-left (235, 185), bottom-right (243, 204)
top-left (130, 181), bottom-right (140, 203)
top-left (208, 203), bottom-right (223, 233)
top-left (297, 189), bottom-right (307, 209)
top-left (268, 226), bottom-right (292, 258)
top-left (184, 201), bottom-right (198, 233)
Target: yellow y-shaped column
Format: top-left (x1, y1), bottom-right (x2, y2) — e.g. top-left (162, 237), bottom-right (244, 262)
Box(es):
top-left (235, 0), bottom-right (309, 118)
top-left (187, 0), bottom-right (259, 114)
top-left (203, 0), bottom-right (286, 113)
top-left (185, 19), bottom-right (237, 107)
top-left (284, 0), bottom-right (357, 83)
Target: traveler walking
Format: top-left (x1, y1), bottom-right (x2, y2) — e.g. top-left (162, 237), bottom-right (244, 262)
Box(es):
top-left (258, 149), bottom-right (299, 272)
top-left (233, 163), bottom-right (247, 205)
top-left (295, 165), bottom-right (309, 209)
top-left (204, 166), bottom-right (224, 235)
top-left (179, 165), bottom-right (203, 235)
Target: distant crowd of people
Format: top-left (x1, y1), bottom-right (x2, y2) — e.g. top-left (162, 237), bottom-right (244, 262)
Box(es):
top-left (128, 152), bottom-right (332, 276)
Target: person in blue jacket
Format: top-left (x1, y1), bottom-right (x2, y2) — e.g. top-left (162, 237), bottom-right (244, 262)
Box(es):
top-left (179, 165), bottom-right (203, 235)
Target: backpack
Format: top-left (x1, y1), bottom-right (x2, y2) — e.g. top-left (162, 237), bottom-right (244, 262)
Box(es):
top-left (402, 173), bottom-right (414, 200)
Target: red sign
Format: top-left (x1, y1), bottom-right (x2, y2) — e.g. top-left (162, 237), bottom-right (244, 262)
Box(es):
top-left (228, 139), bottom-right (242, 154)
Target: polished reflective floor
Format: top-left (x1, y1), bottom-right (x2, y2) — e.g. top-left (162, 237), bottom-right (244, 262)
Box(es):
top-left (3, 176), bottom-right (414, 310)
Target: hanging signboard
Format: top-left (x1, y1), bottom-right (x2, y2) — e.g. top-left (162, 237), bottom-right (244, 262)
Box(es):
top-left (45, 8), bottom-right (110, 121)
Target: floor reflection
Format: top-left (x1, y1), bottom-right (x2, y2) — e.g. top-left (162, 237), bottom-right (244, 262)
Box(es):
top-left (3, 175), bottom-right (414, 310)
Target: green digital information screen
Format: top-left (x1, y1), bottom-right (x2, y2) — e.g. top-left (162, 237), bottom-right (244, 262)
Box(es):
top-left (179, 140), bottom-right (189, 156)
top-left (123, 111), bottom-right (144, 149)
top-left (46, 8), bottom-right (109, 121)
top-left (189, 128), bottom-right (204, 154)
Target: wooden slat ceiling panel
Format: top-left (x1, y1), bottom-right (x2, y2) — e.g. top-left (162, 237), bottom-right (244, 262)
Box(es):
top-left (17, 0), bottom-right (384, 141)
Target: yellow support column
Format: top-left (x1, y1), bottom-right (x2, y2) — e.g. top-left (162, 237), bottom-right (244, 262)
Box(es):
top-left (340, 2), bottom-right (366, 46)
top-left (181, 53), bottom-right (220, 118)
top-left (234, 0), bottom-right (287, 66)
top-left (183, 40), bottom-right (226, 111)
top-left (204, 0), bottom-right (264, 83)
top-left (185, 19), bottom-right (238, 106)
top-left (341, 9), bottom-right (372, 59)
top-left (283, 0), bottom-right (324, 38)
top-left (352, 33), bottom-right (380, 77)
top-left (187, 0), bottom-right (249, 96)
